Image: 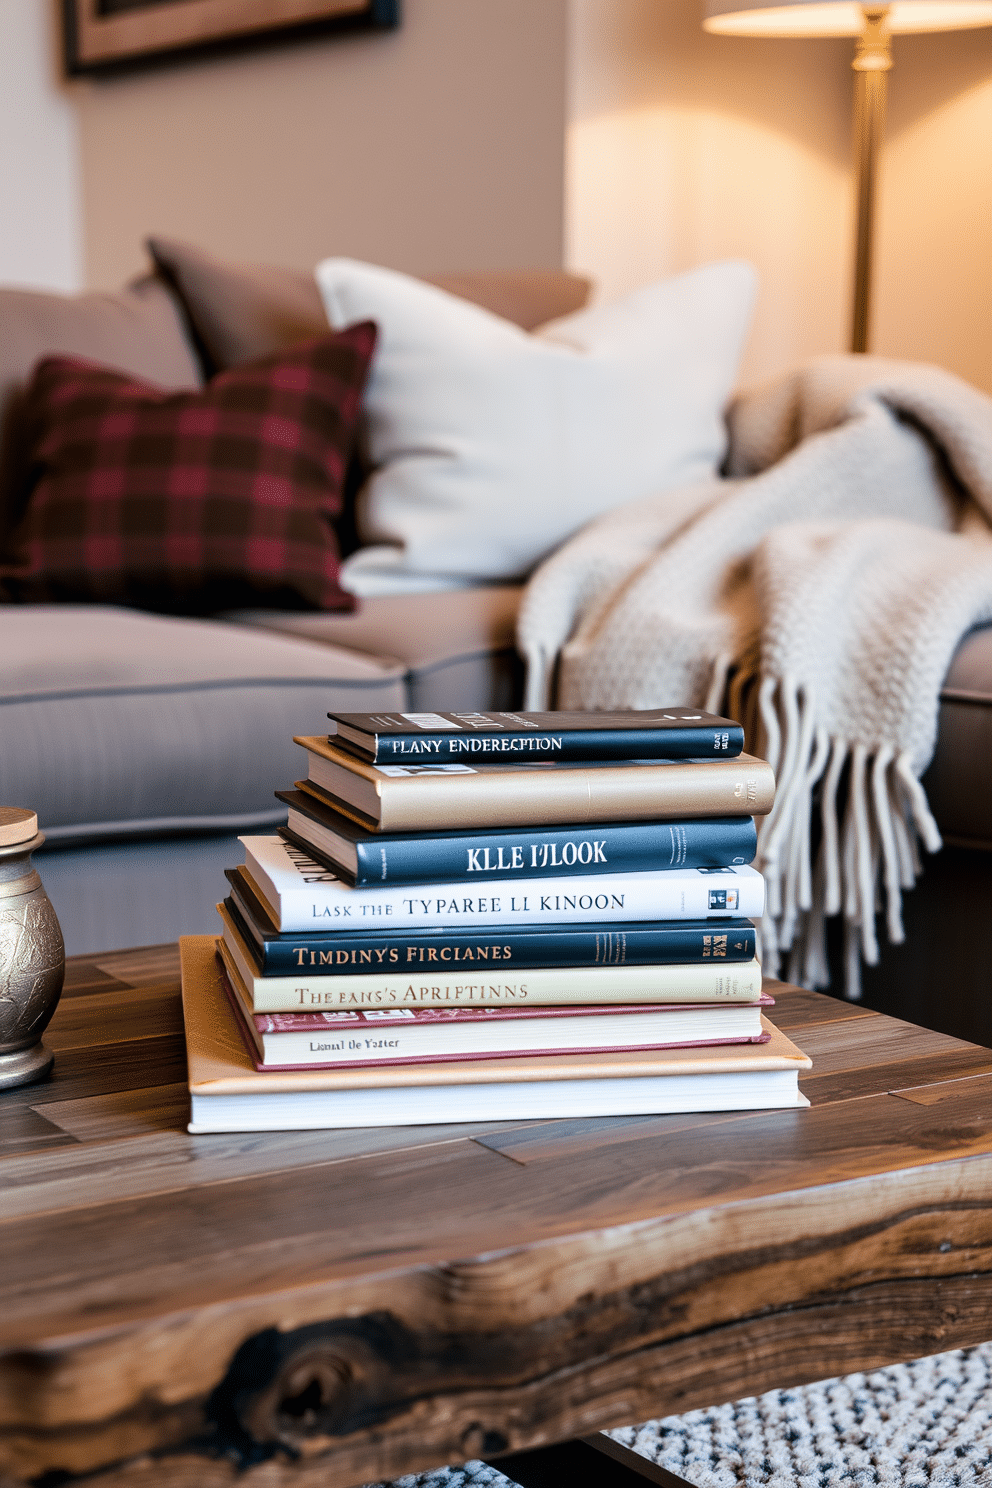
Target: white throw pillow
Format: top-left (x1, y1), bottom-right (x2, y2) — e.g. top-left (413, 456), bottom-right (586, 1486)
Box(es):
top-left (315, 258), bottom-right (756, 590)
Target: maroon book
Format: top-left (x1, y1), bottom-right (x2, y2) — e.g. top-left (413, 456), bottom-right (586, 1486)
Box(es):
top-left (218, 961), bottom-right (773, 1073)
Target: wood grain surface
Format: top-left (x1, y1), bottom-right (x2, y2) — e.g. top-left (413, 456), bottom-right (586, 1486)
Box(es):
top-left (3, 952), bottom-right (992, 1488)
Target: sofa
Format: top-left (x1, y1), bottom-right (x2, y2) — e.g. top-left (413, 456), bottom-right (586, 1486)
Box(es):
top-left (0, 245), bottom-right (586, 957)
top-left (1, 241), bottom-right (990, 1045)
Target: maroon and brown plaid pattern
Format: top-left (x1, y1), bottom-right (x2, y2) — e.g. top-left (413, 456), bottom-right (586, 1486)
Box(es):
top-left (0, 323), bottom-right (376, 613)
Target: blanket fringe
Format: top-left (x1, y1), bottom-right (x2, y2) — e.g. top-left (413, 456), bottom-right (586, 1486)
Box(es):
top-left (522, 644), bottom-right (556, 710)
top-left (732, 670), bottom-right (943, 998)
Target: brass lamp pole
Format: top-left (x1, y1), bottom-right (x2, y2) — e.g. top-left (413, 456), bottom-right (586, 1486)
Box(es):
top-left (703, 0), bottom-right (992, 354)
top-left (850, 5), bottom-right (892, 351)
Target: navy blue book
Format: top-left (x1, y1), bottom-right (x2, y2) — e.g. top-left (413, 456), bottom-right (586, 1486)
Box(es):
top-left (222, 887), bottom-right (757, 977)
top-left (275, 786), bottom-right (757, 888)
top-left (328, 708), bottom-right (744, 764)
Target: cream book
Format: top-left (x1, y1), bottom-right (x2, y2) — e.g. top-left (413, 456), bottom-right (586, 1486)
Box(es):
top-left (181, 937), bottom-right (810, 1131)
top-left (293, 736), bottom-right (776, 833)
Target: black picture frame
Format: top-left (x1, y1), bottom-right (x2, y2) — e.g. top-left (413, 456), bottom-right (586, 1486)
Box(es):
top-left (62, 0), bottom-right (399, 77)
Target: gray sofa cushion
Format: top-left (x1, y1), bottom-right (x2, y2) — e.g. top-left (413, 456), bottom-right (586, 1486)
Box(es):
top-left (0, 606), bottom-right (406, 843)
top-left (224, 585), bottom-right (525, 712)
top-left (38, 833), bottom-right (245, 955)
top-left (925, 623), bottom-right (992, 850)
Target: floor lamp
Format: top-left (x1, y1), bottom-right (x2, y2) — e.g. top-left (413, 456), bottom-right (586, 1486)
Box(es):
top-left (702, 1), bottom-right (992, 352)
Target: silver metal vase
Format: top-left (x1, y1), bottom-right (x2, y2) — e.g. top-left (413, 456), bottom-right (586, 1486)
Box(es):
top-left (0, 808), bottom-right (65, 1090)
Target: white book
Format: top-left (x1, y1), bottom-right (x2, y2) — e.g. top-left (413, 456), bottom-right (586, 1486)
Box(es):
top-left (191, 1071), bottom-right (808, 1131)
top-left (240, 836), bottom-right (766, 933)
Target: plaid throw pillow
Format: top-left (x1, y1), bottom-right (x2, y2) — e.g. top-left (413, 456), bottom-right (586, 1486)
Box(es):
top-left (0, 323), bottom-right (375, 613)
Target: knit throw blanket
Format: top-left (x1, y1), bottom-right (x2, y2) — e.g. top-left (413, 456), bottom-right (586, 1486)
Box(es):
top-left (517, 355), bottom-right (992, 994)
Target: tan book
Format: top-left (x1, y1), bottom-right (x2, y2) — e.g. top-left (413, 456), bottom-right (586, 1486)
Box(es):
top-left (181, 937), bottom-right (810, 1131)
top-left (293, 736), bottom-right (776, 833)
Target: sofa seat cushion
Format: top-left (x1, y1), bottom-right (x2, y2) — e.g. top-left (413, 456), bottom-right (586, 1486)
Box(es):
top-left (224, 586), bottom-right (525, 713)
top-left (0, 606), bottom-right (406, 843)
top-left (925, 623), bottom-right (992, 849)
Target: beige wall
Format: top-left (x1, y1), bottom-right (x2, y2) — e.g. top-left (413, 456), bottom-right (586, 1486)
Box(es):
top-left (34, 0), bottom-right (992, 393)
top-left (0, 0), bottom-right (82, 290)
top-left (73, 0), bottom-right (567, 291)
top-left (568, 0), bottom-right (992, 393)
top-left (875, 27), bottom-right (992, 395)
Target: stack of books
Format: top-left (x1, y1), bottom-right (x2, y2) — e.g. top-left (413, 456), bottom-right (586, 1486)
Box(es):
top-left (180, 709), bottom-right (812, 1132)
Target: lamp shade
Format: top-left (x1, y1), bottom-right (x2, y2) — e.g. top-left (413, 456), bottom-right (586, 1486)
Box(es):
top-left (704, 1), bottom-right (992, 34)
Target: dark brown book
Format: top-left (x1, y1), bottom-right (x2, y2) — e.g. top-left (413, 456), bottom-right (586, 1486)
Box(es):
top-left (328, 708), bottom-right (744, 764)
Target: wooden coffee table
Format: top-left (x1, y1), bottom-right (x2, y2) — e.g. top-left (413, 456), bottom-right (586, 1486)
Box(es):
top-left (4, 944), bottom-right (992, 1488)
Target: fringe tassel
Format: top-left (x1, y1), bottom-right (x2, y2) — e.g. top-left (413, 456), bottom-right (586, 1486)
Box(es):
top-left (522, 645), bottom-right (556, 709)
top-left (849, 745), bottom-right (879, 967)
top-left (871, 746), bottom-right (903, 944)
top-left (894, 752), bottom-right (943, 855)
top-left (819, 736), bottom-right (847, 916)
top-left (735, 674), bottom-right (942, 999)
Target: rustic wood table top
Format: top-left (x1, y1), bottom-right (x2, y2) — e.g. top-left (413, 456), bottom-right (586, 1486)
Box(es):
top-left (3, 944), bottom-right (992, 1488)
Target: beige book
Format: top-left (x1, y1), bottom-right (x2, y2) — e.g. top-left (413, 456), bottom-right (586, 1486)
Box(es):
top-left (181, 937), bottom-right (810, 1130)
top-left (293, 736), bottom-right (776, 833)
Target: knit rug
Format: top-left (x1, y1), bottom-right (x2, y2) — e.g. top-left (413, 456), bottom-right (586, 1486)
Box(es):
top-left (364, 1343), bottom-right (992, 1488)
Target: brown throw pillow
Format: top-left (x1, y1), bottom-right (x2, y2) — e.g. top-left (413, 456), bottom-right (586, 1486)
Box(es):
top-left (147, 237), bottom-right (329, 376)
top-left (146, 236), bottom-right (592, 374)
top-left (0, 325), bottom-right (376, 614)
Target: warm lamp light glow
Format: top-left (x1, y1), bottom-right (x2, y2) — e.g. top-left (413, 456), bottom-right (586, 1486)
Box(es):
top-left (704, 1), bottom-right (992, 35)
top-left (704, 0), bottom-right (992, 351)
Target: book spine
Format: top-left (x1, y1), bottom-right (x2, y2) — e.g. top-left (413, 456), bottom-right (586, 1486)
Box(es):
top-left (243, 958), bottom-right (765, 1011)
top-left (254, 1028), bottom-right (762, 1070)
top-left (254, 919), bottom-right (756, 975)
top-left (271, 868), bottom-right (765, 932)
top-left (252, 1002), bottom-right (770, 1032)
top-left (363, 724), bottom-right (745, 763)
top-left (347, 816), bottom-right (757, 886)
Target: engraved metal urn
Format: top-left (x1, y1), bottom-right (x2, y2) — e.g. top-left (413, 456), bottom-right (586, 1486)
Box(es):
top-left (0, 808), bottom-right (65, 1089)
